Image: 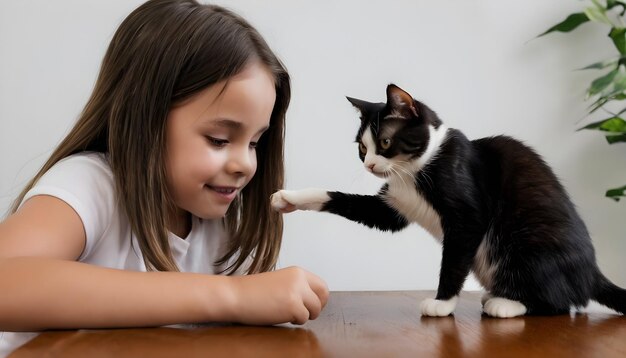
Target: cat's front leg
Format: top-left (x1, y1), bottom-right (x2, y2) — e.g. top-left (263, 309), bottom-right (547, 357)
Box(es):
top-left (271, 189), bottom-right (330, 213)
top-left (420, 296), bottom-right (459, 317)
top-left (421, 238), bottom-right (476, 317)
top-left (272, 189), bottom-right (409, 232)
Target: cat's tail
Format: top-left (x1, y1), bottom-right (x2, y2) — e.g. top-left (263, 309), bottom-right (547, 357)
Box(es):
top-left (593, 272), bottom-right (626, 314)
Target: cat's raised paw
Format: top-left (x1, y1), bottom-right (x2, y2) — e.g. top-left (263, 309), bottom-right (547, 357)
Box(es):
top-left (270, 189), bottom-right (330, 212)
top-left (270, 190), bottom-right (292, 211)
top-left (483, 297), bottom-right (527, 318)
top-left (420, 297), bottom-right (458, 317)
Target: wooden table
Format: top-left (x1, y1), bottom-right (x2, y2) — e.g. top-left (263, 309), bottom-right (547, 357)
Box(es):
top-left (9, 291), bottom-right (625, 357)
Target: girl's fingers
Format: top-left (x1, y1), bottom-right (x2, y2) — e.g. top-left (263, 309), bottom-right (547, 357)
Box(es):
top-left (302, 286), bottom-right (323, 320)
top-left (290, 303), bottom-right (310, 325)
top-left (305, 271), bottom-right (329, 308)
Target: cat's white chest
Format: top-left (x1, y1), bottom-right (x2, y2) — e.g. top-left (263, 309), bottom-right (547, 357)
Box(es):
top-left (385, 180), bottom-right (444, 241)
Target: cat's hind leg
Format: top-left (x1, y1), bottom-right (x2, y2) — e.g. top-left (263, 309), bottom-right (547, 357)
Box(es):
top-left (480, 292), bottom-right (528, 317)
top-left (483, 297), bottom-right (527, 318)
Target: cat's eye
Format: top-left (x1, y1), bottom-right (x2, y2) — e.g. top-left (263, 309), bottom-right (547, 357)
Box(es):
top-left (358, 142), bottom-right (367, 154)
top-left (380, 138), bottom-right (392, 150)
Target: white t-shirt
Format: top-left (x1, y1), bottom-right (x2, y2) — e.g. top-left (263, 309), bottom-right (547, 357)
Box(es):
top-left (0, 152), bottom-right (248, 357)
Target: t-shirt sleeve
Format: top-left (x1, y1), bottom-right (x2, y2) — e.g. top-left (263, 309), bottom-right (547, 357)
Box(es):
top-left (20, 153), bottom-right (116, 260)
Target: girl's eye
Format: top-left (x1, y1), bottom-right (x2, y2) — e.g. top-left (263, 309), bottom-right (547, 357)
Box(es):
top-left (207, 136), bottom-right (228, 147)
top-left (249, 142), bottom-right (258, 149)
top-left (380, 138), bottom-right (392, 150)
top-left (358, 142), bottom-right (366, 154)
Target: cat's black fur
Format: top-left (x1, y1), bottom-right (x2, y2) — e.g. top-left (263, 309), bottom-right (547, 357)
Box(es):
top-left (320, 84), bottom-right (625, 315)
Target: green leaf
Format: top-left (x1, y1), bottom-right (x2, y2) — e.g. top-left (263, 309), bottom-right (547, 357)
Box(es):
top-left (587, 66), bottom-right (626, 114)
top-left (598, 65), bottom-right (626, 98)
top-left (606, 184), bottom-right (626, 201)
top-left (602, 117), bottom-right (626, 131)
top-left (602, 77), bottom-right (626, 98)
top-left (580, 117), bottom-right (626, 132)
top-left (538, 13), bottom-right (589, 36)
top-left (588, 68), bottom-right (619, 96)
top-left (606, 133), bottom-right (626, 143)
top-left (608, 0), bottom-right (626, 9)
top-left (588, 97), bottom-right (609, 113)
top-left (579, 57), bottom-right (619, 70)
top-left (610, 28), bottom-right (626, 54)
top-left (607, 0), bottom-right (619, 7)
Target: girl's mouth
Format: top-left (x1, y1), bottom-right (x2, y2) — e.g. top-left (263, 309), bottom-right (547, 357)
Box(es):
top-left (205, 185), bottom-right (238, 201)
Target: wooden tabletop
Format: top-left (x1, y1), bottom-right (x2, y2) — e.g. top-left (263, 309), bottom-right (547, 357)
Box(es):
top-left (8, 291), bottom-right (626, 358)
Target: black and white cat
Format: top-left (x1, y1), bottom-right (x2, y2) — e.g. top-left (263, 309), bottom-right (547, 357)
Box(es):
top-left (271, 84), bottom-right (626, 318)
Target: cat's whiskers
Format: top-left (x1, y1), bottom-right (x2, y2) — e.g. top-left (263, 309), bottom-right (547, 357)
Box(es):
top-left (419, 169), bottom-right (435, 190)
top-left (390, 163), bottom-right (412, 180)
top-left (388, 166), bottom-right (409, 188)
top-left (415, 176), bottom-right (432, 188)
top-left (392, 162), bottom-right (417, 185)
top-left (394, 164), bottom-right (415, 179)
top-left (393, 166), bottom-right (414, 184)
top-left (394, 158), bottom-right (435, 190)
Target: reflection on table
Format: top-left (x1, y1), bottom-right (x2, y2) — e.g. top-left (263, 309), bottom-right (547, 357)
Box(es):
top-left (9, 291), bottom-right (626, 357)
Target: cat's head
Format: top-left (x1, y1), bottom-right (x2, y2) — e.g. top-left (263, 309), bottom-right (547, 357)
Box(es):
top-left (347, 84), bottom-right (443, 179)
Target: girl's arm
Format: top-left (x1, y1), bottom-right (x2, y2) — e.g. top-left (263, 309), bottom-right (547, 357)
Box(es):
top-left (0, 196), bottom-right (328, 331)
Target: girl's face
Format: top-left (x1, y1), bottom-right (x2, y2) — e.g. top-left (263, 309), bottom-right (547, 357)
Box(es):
top-left (165, 61), bottom-right (276, 222)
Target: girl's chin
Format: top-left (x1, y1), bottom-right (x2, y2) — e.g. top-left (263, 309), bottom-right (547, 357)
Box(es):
top-left (192, 203), bottom-right (232, 220)
top-left (195, 209), bottom-right (229, 220)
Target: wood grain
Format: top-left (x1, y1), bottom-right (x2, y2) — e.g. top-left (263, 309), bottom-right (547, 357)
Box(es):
top-left (9, 291), bottom-right (625, 357)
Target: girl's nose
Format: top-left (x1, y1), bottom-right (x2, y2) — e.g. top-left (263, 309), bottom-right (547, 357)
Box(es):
top-left (226, 146), bottom-right (255, 176)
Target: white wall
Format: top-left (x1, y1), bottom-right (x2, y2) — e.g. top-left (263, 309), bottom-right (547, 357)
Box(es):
top-left (1, 0), bottom-right (624, 291)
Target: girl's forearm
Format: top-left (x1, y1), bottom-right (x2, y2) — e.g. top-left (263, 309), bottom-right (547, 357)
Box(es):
top-left (0, 257), bottom-right (234, 331)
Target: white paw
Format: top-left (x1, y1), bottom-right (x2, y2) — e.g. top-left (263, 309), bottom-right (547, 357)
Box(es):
top-left (270, 190), bottom-right (290, 210)
top-left (270, 189), bottom-right (329, 211)
top-left (420, 296), bottom-right (458, 317)
top-left (483, 297), bottom-right (527, 318)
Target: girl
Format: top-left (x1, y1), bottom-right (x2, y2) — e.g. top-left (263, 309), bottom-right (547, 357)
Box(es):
top-left (0, 0), bottom-right (328, 350)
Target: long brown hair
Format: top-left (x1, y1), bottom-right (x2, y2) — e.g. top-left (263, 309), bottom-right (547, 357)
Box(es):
top-left (10, 0), bottom-right (289, 274)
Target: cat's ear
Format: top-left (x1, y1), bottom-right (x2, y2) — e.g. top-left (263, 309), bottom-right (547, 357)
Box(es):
top-left (386, 84), bottom-right (418, 118)
top-left (347, 96), bottom-right (379, 118)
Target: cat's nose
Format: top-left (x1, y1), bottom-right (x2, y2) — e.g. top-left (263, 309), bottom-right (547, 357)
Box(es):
top-left (367, 163), bottom-right (375, 171)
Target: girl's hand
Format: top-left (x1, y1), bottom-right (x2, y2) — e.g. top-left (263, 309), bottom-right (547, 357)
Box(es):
top-left (270, 189), bottom-right (330, 213)
top-left (228, 266), bottom-right (329, 325)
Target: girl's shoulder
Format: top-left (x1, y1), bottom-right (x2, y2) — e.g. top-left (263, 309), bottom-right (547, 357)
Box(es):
top-left (22, 151), bottom-right (118, 254)
top-left (24, 152), bottom-right (114, 203)
top-left (33, 152), bottom-right (114, 193)
top-left (54, 151), bottom-right (112, 175)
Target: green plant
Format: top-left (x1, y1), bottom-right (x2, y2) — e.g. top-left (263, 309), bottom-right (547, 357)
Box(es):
top-left (541, 0), bottom-right (626, 201)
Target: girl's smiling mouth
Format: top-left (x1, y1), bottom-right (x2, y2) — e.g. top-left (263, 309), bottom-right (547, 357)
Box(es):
top-left (205, 185), bottom-right (239, 201)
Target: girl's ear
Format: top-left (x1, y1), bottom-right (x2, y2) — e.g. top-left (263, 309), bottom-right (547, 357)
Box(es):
top-left (386, 84), bottom-right (418, 118)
